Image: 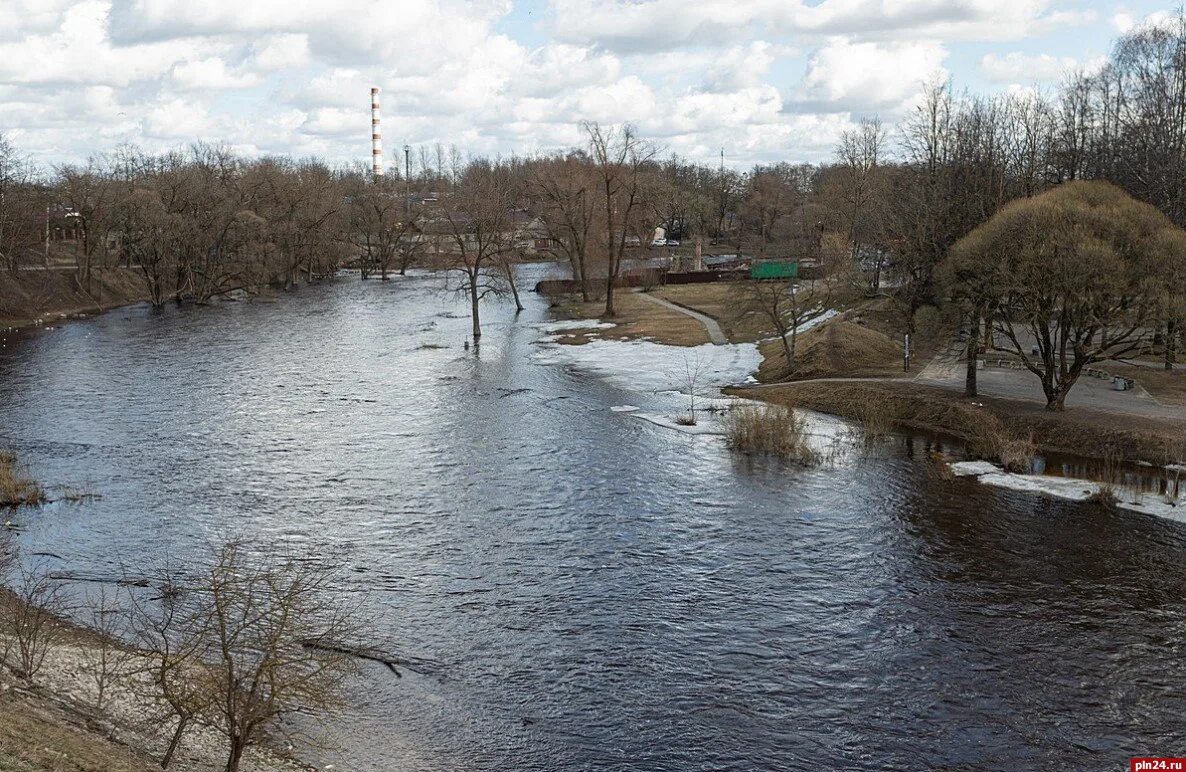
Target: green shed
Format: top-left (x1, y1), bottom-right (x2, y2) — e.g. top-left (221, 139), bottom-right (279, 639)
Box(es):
top-left (749, 259), bottom-right (799, 280)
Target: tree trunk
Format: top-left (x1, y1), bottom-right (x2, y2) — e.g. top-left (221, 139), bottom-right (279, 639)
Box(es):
top-left (964, 313), bottom-right (979, 398)
top-left (505, 262), bottom-right (524, 312)
top-left (470, 277), bottom-right (481, 342)
top-left (604, 269), bottom-right (615, 318)
top-left (1167, 319), bottom-right (1177, 371)
top-left (224, 738), bottom-right (245, 772)
top-left (160, 715), bottom-right (189, 769)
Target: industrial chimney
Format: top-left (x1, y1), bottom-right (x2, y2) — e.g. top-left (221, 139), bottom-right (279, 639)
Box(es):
top-left (371, 87), bottom-right (384, 177)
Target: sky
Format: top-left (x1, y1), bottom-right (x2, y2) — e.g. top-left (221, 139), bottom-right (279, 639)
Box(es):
top-left (0, 0), bottom-right (1176, 170)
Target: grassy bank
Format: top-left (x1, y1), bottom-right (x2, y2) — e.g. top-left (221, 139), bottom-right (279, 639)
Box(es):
top-left (731, 380), bottom-right (1186, 465)
top-left (0, 268), bottom-right (149, 330)
top-left (547, 290), bottom-right (710, 346)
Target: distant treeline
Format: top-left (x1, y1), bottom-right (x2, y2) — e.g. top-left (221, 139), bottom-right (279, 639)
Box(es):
top-left (0, 14), bottom-right (1183, 334)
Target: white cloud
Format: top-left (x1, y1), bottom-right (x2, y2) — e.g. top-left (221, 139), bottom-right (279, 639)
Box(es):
top-left (548, 0), bottom-right (1089, 52)
top-left (795, 38), bottom-right (947, 112)
top-left (171, 58), bottom-right (261, 91)
top-left (248, 34), bottom-right (311, 72)
top-left (703, 42), bottom-right (778, 92)
top-left (0, 0), bottom-right (1138, 170)
top-left (981, 51), bottom-right (1106, 83)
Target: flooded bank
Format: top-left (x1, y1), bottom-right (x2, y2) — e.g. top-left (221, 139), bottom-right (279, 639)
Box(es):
top-left (3, 266), bottom-right (1186, 770)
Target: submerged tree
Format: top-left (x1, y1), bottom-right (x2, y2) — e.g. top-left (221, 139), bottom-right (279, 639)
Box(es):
top-left (948, 180), bottom-right (1186, 410)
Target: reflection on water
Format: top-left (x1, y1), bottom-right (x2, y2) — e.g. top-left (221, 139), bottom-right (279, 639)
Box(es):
top-left (2, 267), bottom-right (1186, 770)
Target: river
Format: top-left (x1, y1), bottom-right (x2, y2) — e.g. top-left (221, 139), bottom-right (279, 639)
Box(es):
top-left (2, 266), bottom-right (1186, 771)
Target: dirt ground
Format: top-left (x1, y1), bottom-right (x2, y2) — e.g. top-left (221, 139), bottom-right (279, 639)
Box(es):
top-left (734, 379), bottom-right (1186, 464)
top-left (548, 290), bottom-right (709, 346)
top-left (0, 688), bottom-right (158, 772)
top-left (652, 283), bottom-right (771, 342)
top-left (0, 268), bottom-right (148, 329)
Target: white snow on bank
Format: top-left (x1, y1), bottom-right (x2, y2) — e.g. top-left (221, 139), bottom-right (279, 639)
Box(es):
top-left (952, 461), bottom-right (1186, 523)
top-left (532, 337), bottom-right (761, 394)
top-left (796, 308), bottom-right (839, 334)
top-left (756, 308), bottom-right (840, 345)
top-left (632, 412), bottom-right (727, 435)
top-left (610, 405), bottom-right (640, 412)
top-left (535, 319), bottom-right (617, 333)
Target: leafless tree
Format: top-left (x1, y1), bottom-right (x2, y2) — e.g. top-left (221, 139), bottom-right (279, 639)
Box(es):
top-left (78, 585), bottom-right (130, 712)
top-left (440, 160), bottom-right (518, 342)
top-left (128, 561), bottom-right (216, 769)
top-left (4, 561), bottom-right (66, 680)
top-left (739, 279), bottom-right (826, 373)
top-left (584, 122), bottom-right (656, 317)
top-left (198, 541), bottom-right (360, 772)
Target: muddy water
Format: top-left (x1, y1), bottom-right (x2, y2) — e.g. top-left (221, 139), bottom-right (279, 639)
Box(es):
top-left (2, 267), bottom-right (1186, 771)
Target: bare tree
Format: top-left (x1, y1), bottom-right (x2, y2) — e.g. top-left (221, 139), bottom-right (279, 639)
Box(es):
top-left (440, 160), bottom-right (518, 342)
top-left (78, 585), bottom-right (130, 712)
top-left (739, 279), bottom-right (825, 373)
top-left (584, 122), bottom-right (655, 317)
top-left (198, 541), bottom-right (359, 772)
top-left (4, 562), bottom-right (66, 680)
top-left (129, 562), bottom-right (216, 770)
top-left (531, 154), bottom-right (601, 301)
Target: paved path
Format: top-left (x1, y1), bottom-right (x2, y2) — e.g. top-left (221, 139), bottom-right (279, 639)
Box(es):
top-left (633, 290), bottom-right (728, 345)
top-left (915, 362), bottom-right (1185, 420)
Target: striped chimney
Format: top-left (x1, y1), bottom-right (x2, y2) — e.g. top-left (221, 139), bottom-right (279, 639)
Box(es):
top-left (371, 87), bottom-right (384, 177)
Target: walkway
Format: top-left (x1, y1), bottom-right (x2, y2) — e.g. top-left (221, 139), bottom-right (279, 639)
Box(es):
top-left (633, 290), bottom-right (728, 345)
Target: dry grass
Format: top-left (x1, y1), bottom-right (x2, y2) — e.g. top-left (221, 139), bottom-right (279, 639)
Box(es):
top-left (757, 318), bottom-right (903, 383)
top-left (994, 434), bottom-right (1037, 473)
top-left (723, 404), bottom-right (817, 463)
top-left (0, 268), bottom-right (149, 329)
top-left (0, 689), bottom-right (157, 772)
top-left (548, 291), bottom-right (709, 346)
top-left (734, 380), bottom-right (1185, 466)
top-left (1102, 362), bottom-right (1186, 406)
top-left (0, 452), bottom-right (44, 507)
top-left (654, 283), bottom-right (770, 342)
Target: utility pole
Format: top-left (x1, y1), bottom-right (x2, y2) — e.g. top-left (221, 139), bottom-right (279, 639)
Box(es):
top-left (404, 144), bottom-right (411, 214)
top-left (44, 205), bottom-right (50, 267)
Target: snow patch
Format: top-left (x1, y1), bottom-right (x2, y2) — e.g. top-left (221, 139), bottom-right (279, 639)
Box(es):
top-left (535, 319), bottom-right (617, 332)
top-left (632, 412), bottom-right (726, 435)
top-left (532, 338), bottom-right (761, 394)
top-left (610, 405), bottom-right (640, 413)
top-left (952, 460), bottom-right (1186, 523)
top-left (796, 308), bottom-right (839, 334)
top-left (951, 460), bottom-right (1005, 477)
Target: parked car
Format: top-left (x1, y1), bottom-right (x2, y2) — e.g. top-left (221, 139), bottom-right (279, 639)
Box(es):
top-left (651, 238), bottom-right (667, 247)
top-left (666, 239), bottom-right (680, 247)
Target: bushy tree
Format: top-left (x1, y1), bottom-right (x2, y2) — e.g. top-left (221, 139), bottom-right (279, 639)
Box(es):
top-left (948, 180), bottom-right (1186, 410)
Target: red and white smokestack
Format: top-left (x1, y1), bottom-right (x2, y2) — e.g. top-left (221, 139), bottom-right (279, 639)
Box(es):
top-left (371, 87), bottom-right (384, 177)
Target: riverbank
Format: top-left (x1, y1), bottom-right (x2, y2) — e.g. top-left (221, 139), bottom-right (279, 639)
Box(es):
top-left (541, 283), bottom-right (1185, 465)
top-left (729, 379), bottom-right (1186, 465)
top-left (0, 268), bottom-right (149, 330)
top-left (0, 586), bottom-right (314, 772)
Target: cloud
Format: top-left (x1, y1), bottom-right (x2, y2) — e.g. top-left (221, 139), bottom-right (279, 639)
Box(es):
top-left (248, 34), bottom-right (311, 72)
top-left (548, 0), bottom-right (1087, 52)
top-left (793, 38), bottom-right (947, 113)
top-left (171, 58), bottom-right (261, 91)
top-left (702, 42), bottom-right (778, 92)
top-left (0, 0), bottom-right (1131, 170)
top-left (980, 51), bottom-right (1106, 83)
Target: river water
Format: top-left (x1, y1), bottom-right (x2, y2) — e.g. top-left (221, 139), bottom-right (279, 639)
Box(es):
top-left (3, 266), bottom-right (1186, 771)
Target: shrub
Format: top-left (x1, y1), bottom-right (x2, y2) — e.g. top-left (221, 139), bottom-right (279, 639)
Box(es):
top-left (0, 451), bottom-right (44, 507)
top-left (724, 404), bottom-right (817, 464)
top-left (995, 434), bottom-right (1036, 473)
